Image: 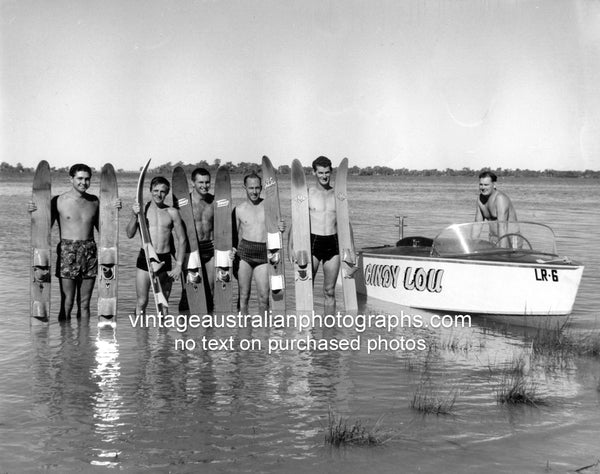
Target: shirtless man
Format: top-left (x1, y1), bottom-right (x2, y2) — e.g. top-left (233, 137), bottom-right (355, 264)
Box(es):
top-left (234, 172), bottom-right (285, 315)
top-left (126, 176), bottom-right (186, 315)
top-left (308, 156), bottom-right (339, 315)
top-left (475, 171), bottom-right (518, 247)
top-left (28, 164), bottom-right (121, 320)
top-left (190, 168), bottom-right (215, 295)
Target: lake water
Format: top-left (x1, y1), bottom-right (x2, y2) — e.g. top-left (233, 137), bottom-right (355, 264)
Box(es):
top-left (1, 172), bottom-right (599, 473)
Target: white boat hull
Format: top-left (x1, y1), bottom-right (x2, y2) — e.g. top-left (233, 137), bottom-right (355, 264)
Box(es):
top-left (357, 251), bottom-right (584, 318)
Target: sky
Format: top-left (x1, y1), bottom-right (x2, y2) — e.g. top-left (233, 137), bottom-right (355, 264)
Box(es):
top-left (2, 0), bottom-right (600, 171)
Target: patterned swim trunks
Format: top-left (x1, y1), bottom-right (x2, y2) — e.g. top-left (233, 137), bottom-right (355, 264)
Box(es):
top-left (56, 239), bottom-right (98, 279)
top-left (237, 239), bottom-right (268, 269)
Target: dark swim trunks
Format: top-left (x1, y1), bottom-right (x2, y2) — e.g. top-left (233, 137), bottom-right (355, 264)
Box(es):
top-left (198, 240), bottom-right (214, 264)
top-left (56, 239), bottom-right (98, 279)
top-left (311, 233), bottom-right (339, 262)
top-left (136, 249), bottom-right (172, 273)
top-left (237, 239), bottom-right (268, 269)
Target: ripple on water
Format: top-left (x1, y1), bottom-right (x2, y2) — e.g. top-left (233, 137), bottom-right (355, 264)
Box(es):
top-left (1, 175), bottom-right (599, 473)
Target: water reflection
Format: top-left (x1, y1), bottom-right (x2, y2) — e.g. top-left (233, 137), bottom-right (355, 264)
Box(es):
top-left (29, 320), bottom-right (99, 466)
top-left (90, 326), bottom-right (122, 467)
top-left (17, 295), bottom-right (600, 471)
top-left (31, 322), bottom-right (96, 415)
top-left (134, 327), bottom-right (185, 415)
top-left (177, 328), bottom-right (217, 407)
top-left (5, 174), bottom-right (600, 472)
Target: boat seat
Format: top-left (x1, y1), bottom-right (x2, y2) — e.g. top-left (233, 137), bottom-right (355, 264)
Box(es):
top-left (396, 236), bottom-right (433, 248)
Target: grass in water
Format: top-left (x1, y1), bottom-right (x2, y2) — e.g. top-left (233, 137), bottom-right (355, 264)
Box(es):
top-left (530, 325), bottom-right (600, 359)
top-left (408, 345), bottom-right (459, 415)
top-left (433, 330), bottom-right (485, 354)
top-left (410, 383), bottom-right (458, 415)
top-left (325, 409), bottom-right (390, 447)
top-left (495, 355), bottom-right (545, 406)
top-left (496, 373), bottom-right (544, 406)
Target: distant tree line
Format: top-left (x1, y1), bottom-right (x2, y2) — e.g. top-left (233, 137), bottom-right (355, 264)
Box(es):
top-left (2, 160), bottom-right (599, 179)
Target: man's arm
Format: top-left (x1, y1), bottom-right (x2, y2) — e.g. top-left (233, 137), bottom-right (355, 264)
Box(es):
top-left (126, 202), bottom-right (140, 239)
top-left (496, 194), bottom-right (512, 247)
top-left (471, 200), bottom-right (485, 240)
top-left (496, 194), bottom-right (512, 221)
top-left (168, 209), bottom-right (186, 278)
top-left (474, 200), bottom-right (484, 222)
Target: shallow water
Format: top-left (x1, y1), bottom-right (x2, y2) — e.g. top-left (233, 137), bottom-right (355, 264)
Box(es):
top-left (1, 173), bottom-right (599, 473)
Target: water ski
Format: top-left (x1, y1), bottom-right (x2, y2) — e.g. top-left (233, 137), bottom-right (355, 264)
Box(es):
top-left (291, 159), bottom-right (313, 315)
top-left (335, 158), bottom-right (358, 312)
top-left (31, 160), bottom-right (52, 323)
top-left (136, 158), bottom-right (169, 316)
top-left (213, 166), bottom-right (233, 315)
top-left (261, 156), bottom-right (286, 313)
top-left (98, 163), bottom-right (119, 327)
top-left (172, 166), bottom-right (209, 315)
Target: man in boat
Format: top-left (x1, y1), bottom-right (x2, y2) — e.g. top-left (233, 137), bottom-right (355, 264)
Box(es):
top-left (288, 156), bottom-right (340, 315)
top-left (126, 176), bottom-right (186, 316)
top-left (28, 164), bottom-right (121, 320)
top-left (475, 171), bottom-right (519, 247)
top-left (233, 172), bottom-right (285, 315)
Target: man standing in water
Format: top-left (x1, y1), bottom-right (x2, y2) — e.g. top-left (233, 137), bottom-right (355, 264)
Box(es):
top-left (28, 164), bottom-right (121, 320)
top-left (308, 156), bottom-right (340, 315)
top-left (190, 167), bottom-right (215, 296)
top-left (475, 171), bottom-right (518, 247)
top-left (126, 176), bottom-right (186, 316)
top-left (234, 172), bottom-right (285, 315)
top-left (288, 156), bottom-right (340, 315)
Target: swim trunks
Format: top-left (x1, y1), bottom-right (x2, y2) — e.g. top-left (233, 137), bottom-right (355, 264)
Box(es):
top-left (136, 249), bottom-right (172, 273)
top-left (237, 239), bottom-right (268, 269)
top-left (198, 240), bottom-right (215, 264)
top-left (56, 239), bottom-right (97, 279)
top-left (311, 233), bottom-right (339, 262)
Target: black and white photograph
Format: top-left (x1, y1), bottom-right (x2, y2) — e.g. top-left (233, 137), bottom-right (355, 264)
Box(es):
top-left (1, 1), bottom-right (599, 472)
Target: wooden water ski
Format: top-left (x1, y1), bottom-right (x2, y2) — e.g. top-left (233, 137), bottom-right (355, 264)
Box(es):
top-left (213, 166), bottom-right (233, 315)
top-left (172, 166), bottom-right (209, 315)
top-left (31, 160), bottom-right (52, 322)
top-left (335, 158), bottom-right (358, 312)
top-left (261, 156), bottom-right (286, 313)
top-left (98, 163), bottom-right (119, 327)
top-left (136, 158), bottom-right (169, 316)
top-left (291, 159), bottom-right (313, 315)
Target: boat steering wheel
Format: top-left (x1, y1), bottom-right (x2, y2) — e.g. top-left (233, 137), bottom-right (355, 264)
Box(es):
top-left (495, 233), bottom-right (532, 250)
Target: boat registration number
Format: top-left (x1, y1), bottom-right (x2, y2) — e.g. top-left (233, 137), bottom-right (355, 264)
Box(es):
top-left (534, 268), bottom-right (559, 282)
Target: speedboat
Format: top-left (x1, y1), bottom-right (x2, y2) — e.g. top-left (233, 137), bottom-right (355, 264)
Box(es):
top-left (355, 221), bottom-right (584, 326)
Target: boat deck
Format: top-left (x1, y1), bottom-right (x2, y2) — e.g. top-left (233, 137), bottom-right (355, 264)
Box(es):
top-left (360, 245), bottom-right (573, 265)
top-left (361, 245), bottom-right (433, 257)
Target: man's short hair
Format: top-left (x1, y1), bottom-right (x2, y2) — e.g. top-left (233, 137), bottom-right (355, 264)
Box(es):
top-left (69, 164), bottom-right (92, 177)
top-left (312, 156), bottom-right (332, 171)
top-left (478, 171), bottom-right (497, 182)
top-left (192, 167), bottom-right (211, 181)
top-left (149, 176), bottom-right (171, 192)
top-left (243, 172), bottom-right (262, 186)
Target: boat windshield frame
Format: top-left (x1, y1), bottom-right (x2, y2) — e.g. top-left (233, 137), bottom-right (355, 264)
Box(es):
top-left (430, 221), bottom-right (558, 257)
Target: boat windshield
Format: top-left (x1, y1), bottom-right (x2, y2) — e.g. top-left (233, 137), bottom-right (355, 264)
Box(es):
top-left (431, 221), bottom-right (558, 256)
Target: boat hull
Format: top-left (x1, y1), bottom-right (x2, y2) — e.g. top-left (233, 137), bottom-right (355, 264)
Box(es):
top-left (356, 249), bottom-right (584, 319)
